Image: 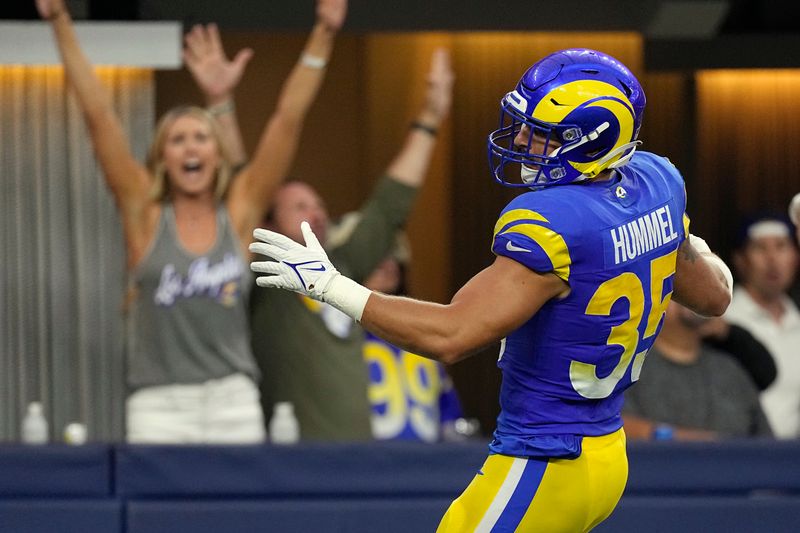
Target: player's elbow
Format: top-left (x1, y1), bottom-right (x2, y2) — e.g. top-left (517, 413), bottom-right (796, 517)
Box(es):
top-left (438, 348), bottom-right (468, 366)
top-left (672, 283), bottom-right (730, 318)
top-left (430, 337), bottom-right (472, 366)
top-left (688, 287), bottom-right (731, 318)
top-left (425, 340), bottom-right (460, 365)
top-left (674, 268), bottom-right (732, 317)
top-left (409, 309), bottom-right (485, 365)
top-left (705, 288), bottom-right (731, 317)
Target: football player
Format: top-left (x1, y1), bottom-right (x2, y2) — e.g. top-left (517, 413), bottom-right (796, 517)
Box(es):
top-left (250, 49), bottom-right (732, 532)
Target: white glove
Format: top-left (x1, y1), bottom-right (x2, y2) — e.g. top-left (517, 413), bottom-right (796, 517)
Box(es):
top-left (250, 221), bottom-right (337, 296)
top-left (249, 221), bottom-right (371, 321)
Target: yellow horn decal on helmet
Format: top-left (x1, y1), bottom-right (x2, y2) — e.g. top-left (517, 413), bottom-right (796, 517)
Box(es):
top-left (532, 80), bottom-right (631, 123)
top-left (571, 98), bottom-right (635, 177)
top-left (532, 80), bottom-right (635, 178)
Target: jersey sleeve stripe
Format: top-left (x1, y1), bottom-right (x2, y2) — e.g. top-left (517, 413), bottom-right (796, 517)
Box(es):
top-left (682, 213), bottom-right (690, 237)
top-left (493, 209), bottom-right (549, 237)
top-left (500, 223), bottom-right (572, 281)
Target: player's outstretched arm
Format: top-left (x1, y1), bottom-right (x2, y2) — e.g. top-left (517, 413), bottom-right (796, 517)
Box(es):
top-left (361, 256), bottom-right (567, 364)
top-left (672, 235), bottom-right (732, 317)
top-left (228, 0), bottom-right (347, 241)
top-left (184, 23), bottom-right (252, 167)
top-left (250, 223), bottom-right (568, 364)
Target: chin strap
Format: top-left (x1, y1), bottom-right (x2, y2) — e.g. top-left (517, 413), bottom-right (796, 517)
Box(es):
top-left (582, 140), bottom-right (642, 179)
top-left (606, 141), bottom-right (642, 169)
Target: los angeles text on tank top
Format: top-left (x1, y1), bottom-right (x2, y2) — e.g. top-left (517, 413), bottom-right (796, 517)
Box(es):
top-left (127, 203), bottom-right (257, 390)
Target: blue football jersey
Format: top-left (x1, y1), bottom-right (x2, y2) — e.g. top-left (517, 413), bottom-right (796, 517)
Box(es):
top-left (489, 151), bottom-right (689, 458)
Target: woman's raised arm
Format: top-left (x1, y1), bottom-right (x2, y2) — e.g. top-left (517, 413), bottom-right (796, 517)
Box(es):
top-left (227, 0), bottom-right (347, 240)
top-left (37, 0), bottom-right (151, 214)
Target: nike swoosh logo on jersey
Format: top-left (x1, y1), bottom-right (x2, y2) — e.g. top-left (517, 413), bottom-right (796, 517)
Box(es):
top-left (506, 241), bottom-right (531, 253)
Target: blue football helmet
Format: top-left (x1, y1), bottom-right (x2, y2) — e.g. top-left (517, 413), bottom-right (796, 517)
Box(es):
top-left (488, 48), bottom-right (646, 188)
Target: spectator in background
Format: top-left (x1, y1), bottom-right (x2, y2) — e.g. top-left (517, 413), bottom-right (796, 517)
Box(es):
top-left (789, 193), bottom-right (800, 239)
top-left (726, 213), bottom-right (800, 439)
top-left (37, 0), bottom-right (347, 443)
top-left (329, 214), bottom-right (464, 442)
top-left (249, 49), bottom-right (454, 441)
top-left (623, 301), bottom-right (772, 440)
top-left (787, 192), bottom-right (800, 304)
top-left (696, 316), bottom-right (776, 392)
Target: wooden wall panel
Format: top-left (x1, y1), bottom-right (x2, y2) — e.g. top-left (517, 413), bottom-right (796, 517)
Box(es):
top-left (362, 33), bottom-right (454, 304)
top-left (695, 70), bottom-right (800, 258)
top-left (639, 71), bottom-right (694, 182)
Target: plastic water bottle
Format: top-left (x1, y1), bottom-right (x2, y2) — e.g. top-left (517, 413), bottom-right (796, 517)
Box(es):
top-left (442, 417), bottom-right (482, 442)
top-left (63, 422), bottom-right (88, 445)
top-left (21, 402), bottom-right (49, 444)
top-left (269, 402), bottom-right (300, 444)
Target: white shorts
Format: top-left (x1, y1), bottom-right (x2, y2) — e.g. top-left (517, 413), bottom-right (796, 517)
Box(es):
top-left (126, 373), bottom-right (266, 444)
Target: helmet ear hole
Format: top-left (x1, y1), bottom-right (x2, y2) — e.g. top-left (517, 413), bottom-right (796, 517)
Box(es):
top-left (617, 79), bottom-right (633, 98)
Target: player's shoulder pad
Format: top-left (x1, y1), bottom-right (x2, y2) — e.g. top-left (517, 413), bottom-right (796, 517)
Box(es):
top-left (491, 191), bottom-right (573, 282)
top-left (628, 150), bottom-right (685, 187)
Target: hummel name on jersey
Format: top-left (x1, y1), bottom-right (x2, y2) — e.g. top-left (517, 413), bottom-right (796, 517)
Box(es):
top-left (609, 205), bottom-right (677, 265)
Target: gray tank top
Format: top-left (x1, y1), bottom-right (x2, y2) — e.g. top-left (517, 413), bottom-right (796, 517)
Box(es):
top-left (127, 203), bottom-right (258, 390)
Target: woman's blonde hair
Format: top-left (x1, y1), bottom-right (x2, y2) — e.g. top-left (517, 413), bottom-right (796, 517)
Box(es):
top-left (146, 106), bottom-right (234, 202)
